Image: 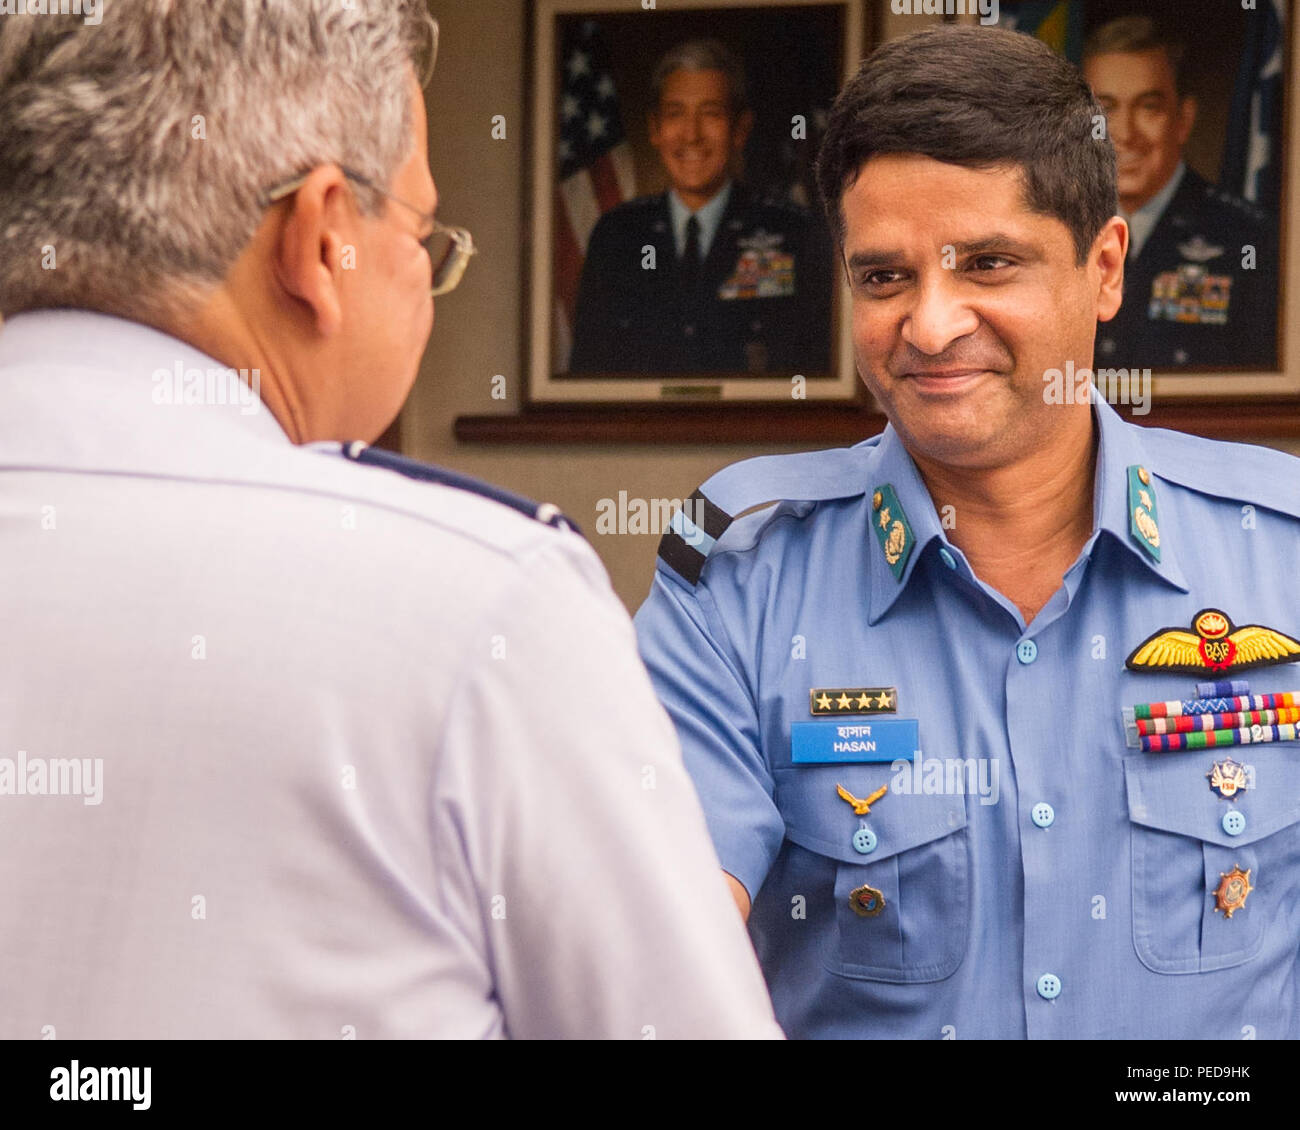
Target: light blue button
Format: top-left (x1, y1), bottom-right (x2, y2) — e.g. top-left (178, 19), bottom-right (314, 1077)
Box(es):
top-left (939, 547), bottom-right (957, 570)
top-left (1036, 973), bottom-right (1061, 1000)
top-left (1031, 803), bottom-right (1055, 828)
top-left (852, 827), bottom-right (878, 855)
top-left (1222, 810), bottom-right (1246, 836)
top-left (1017, 640), bottom-right (1038, 665)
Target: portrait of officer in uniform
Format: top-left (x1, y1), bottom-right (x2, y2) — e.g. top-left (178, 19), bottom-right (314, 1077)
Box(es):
top-left (568, 38), bottom-right (832, 375)
top-left (636, 25), bottom-right (1300, 1039)
top-left (1083, 16), bottom-right (1278, 369)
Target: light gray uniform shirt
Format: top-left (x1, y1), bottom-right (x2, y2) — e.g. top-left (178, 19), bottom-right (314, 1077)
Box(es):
top-left (0, 310), bottom-right (780, 1040)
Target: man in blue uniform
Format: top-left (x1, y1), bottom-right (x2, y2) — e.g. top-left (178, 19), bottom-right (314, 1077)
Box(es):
top-left (569, 38), bottom-right (832, 375)
top-left (1083, 16), bottom-right (1277, 369)
top-left (636, 26), bottom-right (1300, 1039)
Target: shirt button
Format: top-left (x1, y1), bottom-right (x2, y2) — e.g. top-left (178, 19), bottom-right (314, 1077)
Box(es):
top-left (1222, 810), bottom-right (1246, 836)
top-left (1031, 802), bottom-right (1055, 828)
top-left (939, 547), bottom-right (957, 570)
top-left (852, 827), bottom-right (877, 855)
top-left (1036, 973), bottom-right (1062, 1000)
top-left (1017, 640), bottom-right (1038, 664)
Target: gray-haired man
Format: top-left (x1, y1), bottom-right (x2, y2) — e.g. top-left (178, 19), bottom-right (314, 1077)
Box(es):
top-left (569, 37), bottom-right (832, 375)
top-left (0, 1), bottom-right (779, 1039)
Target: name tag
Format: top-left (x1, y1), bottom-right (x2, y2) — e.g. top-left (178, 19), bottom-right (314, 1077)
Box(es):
top-left (790, 719), bottom-right (918, 764)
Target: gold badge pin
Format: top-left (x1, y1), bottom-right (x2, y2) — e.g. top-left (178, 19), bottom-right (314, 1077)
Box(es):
top-left (836, 782), bottom-right (887, 816)
top-left (1213, 865), bottom-right (1254, 919)
top-left (1127, 465), bottom-right (1161, 562)
top-left (849, 884), bottom-right (886, 917)
top-left (869, 483), bottom-right (915, 580)
top-left (1126, 608), bottom-right (1300, 675)
top-left (1207, 758), bottom-right (1249, 799)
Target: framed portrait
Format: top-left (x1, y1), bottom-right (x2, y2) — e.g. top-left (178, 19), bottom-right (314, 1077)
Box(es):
top-left (997, 0), bottom-right (1294, 399)
top-left (525, 0), bottom-right (866, 404)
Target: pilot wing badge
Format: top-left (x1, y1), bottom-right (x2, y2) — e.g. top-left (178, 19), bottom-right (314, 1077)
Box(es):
top-left (1126, 608), bottom-right (1300, 675)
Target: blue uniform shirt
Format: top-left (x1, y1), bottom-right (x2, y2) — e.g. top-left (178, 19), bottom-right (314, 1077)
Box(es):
top-left (635, 397), bottom-right (1300, 1039)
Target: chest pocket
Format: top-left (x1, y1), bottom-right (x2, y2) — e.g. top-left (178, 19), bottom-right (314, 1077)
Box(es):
top-left (1125, 750), bottom-right (1300, 974)
top-left (773, 763), bottom-right (969, 983)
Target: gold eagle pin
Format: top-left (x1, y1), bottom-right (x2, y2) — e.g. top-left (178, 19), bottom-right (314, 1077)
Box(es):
top-left (836, 783), bottom-right (888, 816)
top-left (1125, 608), bottom-right (1300, 675)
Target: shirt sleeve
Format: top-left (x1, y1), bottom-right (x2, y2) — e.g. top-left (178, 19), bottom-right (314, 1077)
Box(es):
top-left (633, 566), bottom-right (786, 903)
top-left (434, 536), bottom-right (782, 1040)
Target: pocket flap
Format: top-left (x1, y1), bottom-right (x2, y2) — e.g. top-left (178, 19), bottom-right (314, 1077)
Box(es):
top-left (1124, 750), bottom-right (1300, 847)
top-left (773, 763), bottom-right (967, 863)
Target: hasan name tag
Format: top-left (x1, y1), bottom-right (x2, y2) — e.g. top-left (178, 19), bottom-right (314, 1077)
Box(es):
top-left (790, 719), bottom-right (919, 764)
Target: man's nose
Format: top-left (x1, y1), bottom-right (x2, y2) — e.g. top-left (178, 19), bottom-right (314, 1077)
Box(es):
top-left (900, 271), bottom-right (981, 357)
top-left (1107, 107), bottom-right (1134, 149)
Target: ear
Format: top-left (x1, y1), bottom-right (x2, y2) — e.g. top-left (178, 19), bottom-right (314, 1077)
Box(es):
top-left (732, 109), bottom-right (754, 153)
top-left (1176, 94), bottom-right (1198, 147)
top-left (270, 165), bottom-right (354, 338)
top-left (648, 110), bottom-right (663, 149)
top-left (1093, 215), bottom-right (1129, 323)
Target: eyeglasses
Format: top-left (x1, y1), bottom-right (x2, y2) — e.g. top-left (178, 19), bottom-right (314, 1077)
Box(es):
top-left (262, 166), bottom-right (475, 297)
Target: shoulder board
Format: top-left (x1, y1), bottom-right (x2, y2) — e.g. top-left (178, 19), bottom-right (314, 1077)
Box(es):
top-left (341, 442), bottom-right (581, 534)
top-left (656, 442), bottom-right (875, 586)
top-left (1142, 427), bottom-right (1300, 518)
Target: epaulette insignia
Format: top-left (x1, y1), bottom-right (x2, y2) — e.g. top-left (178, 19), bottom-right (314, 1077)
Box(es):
top-left (870, 483), bottom-right (914, 580)
top-left (1125, 608), bottom-right (1300, 675)
top-left (340, 442), bottom-right (580, 533)
top-left (1127, 464), bottom-right (1160, 562)
top-left (810, 686), bottom-right (897, 715)
top-left (656, 489), bottom-right (734, 585)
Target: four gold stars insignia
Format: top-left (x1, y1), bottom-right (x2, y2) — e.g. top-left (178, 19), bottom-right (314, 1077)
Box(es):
top-left (808, 687), bottom-right (897, 715)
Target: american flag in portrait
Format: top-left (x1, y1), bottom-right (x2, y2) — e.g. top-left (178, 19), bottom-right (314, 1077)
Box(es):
top-left (553, 19), bottom-right (637, 372)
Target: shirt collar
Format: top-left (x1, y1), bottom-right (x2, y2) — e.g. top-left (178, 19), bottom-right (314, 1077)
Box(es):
top-left (865, 395), bottom-right (1188, 624)
top-left (864, 422), bottom-right (949, 624)
top-left (0, 309), bottom-right (290, 466)
top-left (1124, 161), bottom-right (1185, 258)
top-left (668, 180), bottom-right (733, 259)
top-left (1089, 394), bottom-right (1188, 592)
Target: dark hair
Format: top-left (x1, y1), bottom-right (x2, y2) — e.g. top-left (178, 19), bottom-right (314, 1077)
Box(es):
top-left (651, 38), bottom-right (749, 117)
top-left (815, 26), bottom-right (1116, 265)
top-left (1083, 15), bottom-right (1187, 98)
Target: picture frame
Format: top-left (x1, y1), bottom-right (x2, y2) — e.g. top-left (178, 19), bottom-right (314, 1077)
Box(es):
top-left (998, 0), bottom-right (1296, 402)
top-left (525, 0), bottom-right (866, 404)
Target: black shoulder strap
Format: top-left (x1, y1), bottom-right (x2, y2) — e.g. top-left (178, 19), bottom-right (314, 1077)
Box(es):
top-left (342, 442), bottom-right (582, 535)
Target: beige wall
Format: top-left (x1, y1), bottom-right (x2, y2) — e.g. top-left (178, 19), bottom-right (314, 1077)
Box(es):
top-left (409, 1), bottom-right (1300, 613)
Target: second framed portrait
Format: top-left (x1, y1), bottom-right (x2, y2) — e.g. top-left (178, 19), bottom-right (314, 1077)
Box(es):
top-left (526, 0), bottom-right (865, 404)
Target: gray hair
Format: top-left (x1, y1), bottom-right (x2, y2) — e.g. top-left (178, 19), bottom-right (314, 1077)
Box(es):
top-left (0, 0), bottom-right (438, 322)
top-left (1083, 16), bottom-right (1187, 97)
top-left (650, 38), bottom-right (749, 117)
